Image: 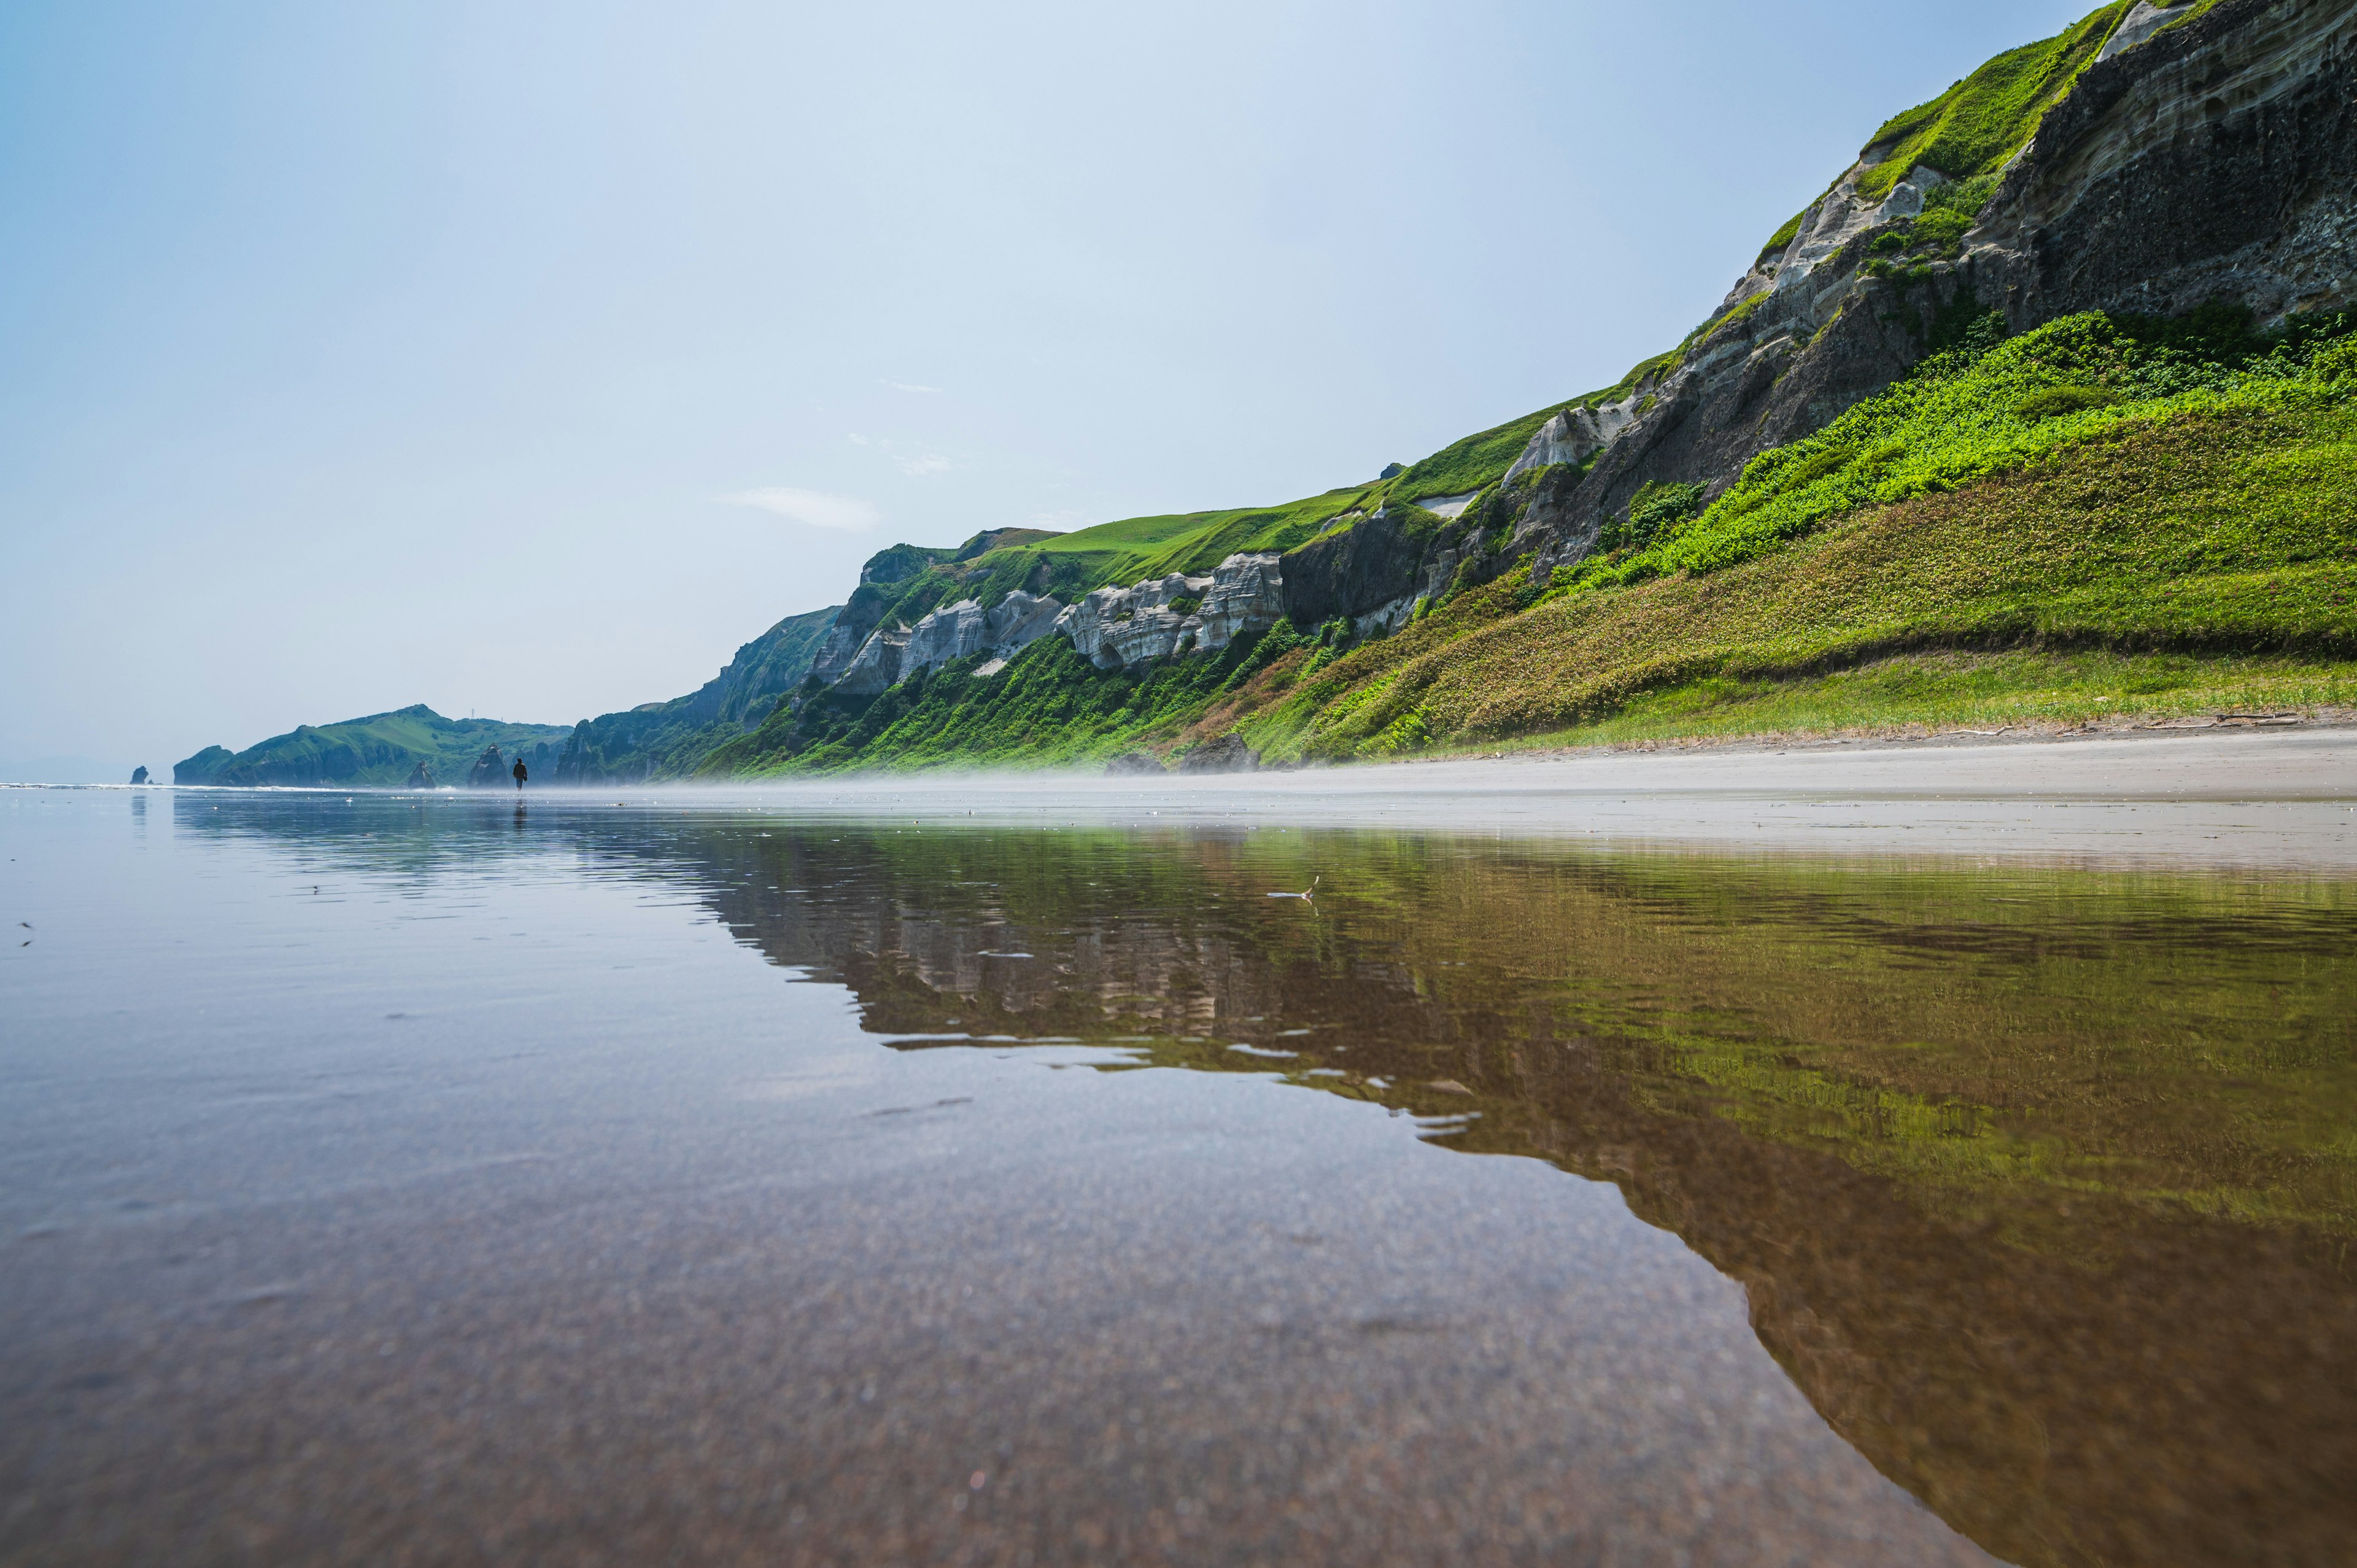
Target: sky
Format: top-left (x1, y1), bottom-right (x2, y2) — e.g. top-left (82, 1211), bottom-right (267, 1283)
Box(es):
top-left (0, 0), bottom-right (2113, 779)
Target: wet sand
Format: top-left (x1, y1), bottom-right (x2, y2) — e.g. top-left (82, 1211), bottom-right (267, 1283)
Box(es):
top-left (667, 725), bottom-right (2357, 869)
top-left (0, 792), bottom-right (1996, 1566)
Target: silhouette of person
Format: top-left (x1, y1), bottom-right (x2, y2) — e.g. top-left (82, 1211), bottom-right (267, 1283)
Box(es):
top-left (512, 756), bottom-right (528, 792)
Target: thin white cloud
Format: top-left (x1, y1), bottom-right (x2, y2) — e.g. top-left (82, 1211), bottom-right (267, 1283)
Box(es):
top-left (897, 454), bottom-right (952, 476)
top-left (722, 487), bottom-right (881, 531)
top-left (881, 379), bottom-right (943, 394)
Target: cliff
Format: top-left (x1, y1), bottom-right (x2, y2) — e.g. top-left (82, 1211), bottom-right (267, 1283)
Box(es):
top-left (549, 603), bottom-right (842, 784)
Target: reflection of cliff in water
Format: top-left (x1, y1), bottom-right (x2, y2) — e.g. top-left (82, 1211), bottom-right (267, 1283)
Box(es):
top-left (177, 797), bottom-right (2357, 1568)
top-left (686, 824), bottom-right (2357, 1568)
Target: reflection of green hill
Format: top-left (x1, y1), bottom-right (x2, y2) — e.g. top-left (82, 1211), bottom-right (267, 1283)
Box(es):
top-left (174, 796), bottom-right (2357, 1566)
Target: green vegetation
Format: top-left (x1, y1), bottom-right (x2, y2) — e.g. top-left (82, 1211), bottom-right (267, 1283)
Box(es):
top-left (1224, 308), bottom-right (2357, 760)
top-left (1390, 345), bottom-right (1690, 503)
top-left (822, 346), bottom-right (1696, 650)
top-left (621, 7), bottom-right (2352, 780)
top-left (1408, 648), bottom-right (2357, 751)
top-left (2013, 384), bottom-right (2125, 420)
top-left (1856, 2), bottom-right (2134, 200)
top-left (2152, 0), bottom-right (2234, 34)
top-left (1391, 404), bottom-right (1568, 503)
top-left (174, 706), bottom-right (573, 787)
top-left (705, 621), bottom-right (1313, 774)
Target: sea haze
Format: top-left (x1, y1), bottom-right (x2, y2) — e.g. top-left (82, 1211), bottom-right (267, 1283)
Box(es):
top-left (4, 783), bottom-right (2355, 1566)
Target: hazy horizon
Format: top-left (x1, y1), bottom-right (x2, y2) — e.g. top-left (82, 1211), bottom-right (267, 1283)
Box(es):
top-left (1, 0), bottom-right (2110, 779)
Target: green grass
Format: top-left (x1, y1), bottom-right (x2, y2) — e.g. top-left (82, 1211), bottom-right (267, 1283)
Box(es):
top-left (1856, 3), bottom-right (2133, 199)
top-left (1423, 648), bottom-right (2357, 752)
top-left (2152, 0), bottom-right (2234, 35)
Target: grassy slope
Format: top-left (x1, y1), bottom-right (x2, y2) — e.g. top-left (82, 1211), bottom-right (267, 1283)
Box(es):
top-left (179, 707), bottom-right (574, 787)
top-left (1235, 324), bottom-right (2357, 759)
top-left (1855, 2), bottom-right (2132, 199)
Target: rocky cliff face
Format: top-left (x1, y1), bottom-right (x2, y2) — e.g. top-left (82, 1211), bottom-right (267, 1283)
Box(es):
top-left (821, 547), bottom-right (1289, 697)
top-left (1054, 554), bottom-right (1285, 670)
top-left (551, 605), bottom-right (841, 784)
top-left (1485, 0), bottom-right (2357, 580)
top-left (832, 588), bottom-right (1069, 694)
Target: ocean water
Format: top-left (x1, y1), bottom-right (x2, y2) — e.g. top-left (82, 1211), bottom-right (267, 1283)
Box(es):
top-left (5, 783), bottom-right (2355, 1567)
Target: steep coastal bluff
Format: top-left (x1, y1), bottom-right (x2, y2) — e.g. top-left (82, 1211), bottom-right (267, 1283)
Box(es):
top-left (176, 0), bottom-right (2357, 781)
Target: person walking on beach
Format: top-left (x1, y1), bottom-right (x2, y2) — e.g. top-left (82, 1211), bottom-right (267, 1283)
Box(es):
top-left (512, 755), bottom-right (528, 792)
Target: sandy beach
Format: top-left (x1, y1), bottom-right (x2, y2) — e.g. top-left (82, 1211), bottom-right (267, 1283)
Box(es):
top-left (653, 724), bottom-right (2357, 870)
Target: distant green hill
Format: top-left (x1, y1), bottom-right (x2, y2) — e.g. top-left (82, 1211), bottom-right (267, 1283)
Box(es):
top-left (174, 707), bottom-right (573, 788)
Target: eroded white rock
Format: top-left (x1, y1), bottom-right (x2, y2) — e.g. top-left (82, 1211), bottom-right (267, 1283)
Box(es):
top-left (900, 590), bottom-right (1065, 680)
top-left (1773, 162), bottom-right (1950, 296)
top-left (1050, 554), bottom-right (1285, 670)
top-left (1503, 401), bottom-right (1641, 488)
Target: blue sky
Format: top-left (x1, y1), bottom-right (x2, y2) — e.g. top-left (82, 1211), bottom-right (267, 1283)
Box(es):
top-left (0, 0), bottom-right (2110, 776)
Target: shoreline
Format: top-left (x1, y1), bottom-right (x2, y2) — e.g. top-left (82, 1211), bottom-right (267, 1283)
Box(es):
top-left (46, 724), bottom-right (2357, 872)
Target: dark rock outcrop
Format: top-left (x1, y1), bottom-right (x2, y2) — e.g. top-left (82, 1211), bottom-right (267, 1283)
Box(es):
top-left (1280, 511), bottom-right (1425, 627)
top-left (405, 760), bottom-right (436, 789)
top-left (466, 746), bottom-right (506, 789)
top-left (129, 767), bottom-right (149, 785)
top-left (1104, 752), bottom-right (1168, 776)
top-left (1177, 733), bottom-right (1258, 773)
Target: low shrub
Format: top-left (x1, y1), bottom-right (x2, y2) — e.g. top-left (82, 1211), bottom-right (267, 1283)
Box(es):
top-left (2013, 385), bottom-right (2124, 421)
